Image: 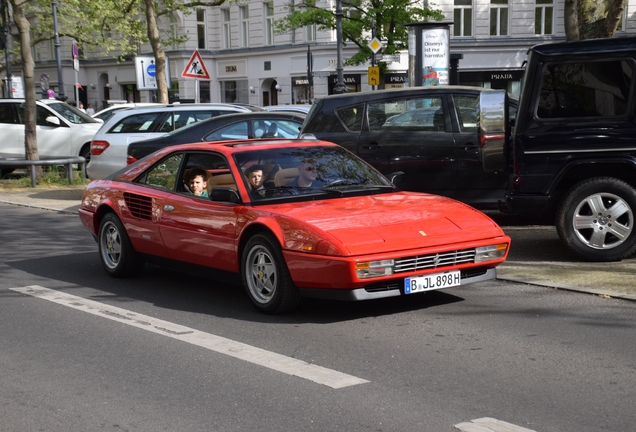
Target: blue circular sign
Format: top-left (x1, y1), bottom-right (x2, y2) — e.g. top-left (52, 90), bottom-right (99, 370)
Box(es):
top-left (147, 64), bottom-right (156, 77)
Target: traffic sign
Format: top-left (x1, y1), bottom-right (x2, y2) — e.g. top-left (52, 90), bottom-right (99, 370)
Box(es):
top-left (368, 37), bottom-right (382, 54)
top-left (379, 54), bottom-right (401, 63)
top-left (135, 56), bottom-right (170, 90)
top-left (368, 66), bottom-right (380, 86)
top-left (313, 71), bottom-right (331, 77)
top-left (182, 50), bottom-right (210, 80)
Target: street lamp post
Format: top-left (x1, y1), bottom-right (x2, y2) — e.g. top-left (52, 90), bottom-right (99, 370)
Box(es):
top-left (51, 0), bottom-right (65, 100)
top-left (333, 0), bottom-right (347, 94)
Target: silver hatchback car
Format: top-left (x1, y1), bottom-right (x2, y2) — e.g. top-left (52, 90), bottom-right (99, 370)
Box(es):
top-left (87, 103), bottom-right (263, 179)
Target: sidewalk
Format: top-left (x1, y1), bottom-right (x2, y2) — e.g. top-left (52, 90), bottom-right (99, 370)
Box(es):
top-left (1, 186), bottom-right (635, 302)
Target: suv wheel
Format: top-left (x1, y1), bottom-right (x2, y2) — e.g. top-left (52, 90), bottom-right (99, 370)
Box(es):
top-left (557, 177), bottom-right (636, 261)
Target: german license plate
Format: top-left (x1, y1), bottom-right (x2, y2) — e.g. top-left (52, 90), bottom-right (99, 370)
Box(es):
top-left (404, 270), bottom-right (461, 294)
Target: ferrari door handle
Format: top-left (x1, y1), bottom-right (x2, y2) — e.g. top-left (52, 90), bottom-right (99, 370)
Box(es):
top-left (164, 205), bottom-right (175, 212)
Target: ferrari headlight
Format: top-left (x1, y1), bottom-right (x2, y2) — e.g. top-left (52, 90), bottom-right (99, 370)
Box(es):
top-left (356, 259), bottom-right (394, 279)
top-left (474, 244), bottom-right (508, 263)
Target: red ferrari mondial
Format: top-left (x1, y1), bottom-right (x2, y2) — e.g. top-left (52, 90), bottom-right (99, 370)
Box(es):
top-left (79, 139), bottom-right (510, 314)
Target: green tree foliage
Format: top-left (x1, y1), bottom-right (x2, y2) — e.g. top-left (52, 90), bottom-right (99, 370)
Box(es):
top-left (274, 0), bottom-right (443, 66)
top-left (564, 0), bottom-right (626, 41)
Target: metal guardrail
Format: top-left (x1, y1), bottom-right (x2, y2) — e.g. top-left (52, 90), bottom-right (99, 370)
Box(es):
top-left (0, 156), bottom-right (86, 188)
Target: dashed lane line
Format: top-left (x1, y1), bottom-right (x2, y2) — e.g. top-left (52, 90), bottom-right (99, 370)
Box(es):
top-left (11, 285), bottom-right (369, 389)
top-left (455, 417), bottom-right (537, 432)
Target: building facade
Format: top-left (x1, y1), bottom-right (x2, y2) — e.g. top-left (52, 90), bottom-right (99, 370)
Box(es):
top-left (6, 0), bottom-right (636, 109)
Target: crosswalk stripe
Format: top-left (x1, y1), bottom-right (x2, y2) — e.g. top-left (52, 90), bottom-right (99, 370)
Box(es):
top-left (11, 285), bottom-right (369, 389)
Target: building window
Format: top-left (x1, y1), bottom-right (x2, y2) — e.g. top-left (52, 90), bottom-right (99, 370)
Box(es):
top-left (617, 6), bottom-right (627, 32)
top-left (306, 24), bottom-right (316, 42)
top-left (240, 6), bottom-right (250, 47)
top-left (30, 31), bottom-right (42, 62)
top-left (454, 0), bottom-right (473, 37)
top-left (169, 14), bottom-right (179, 50)
top-left (197, 9), bottom-right (206, 49)
top-left (265, 3), bottom-right (275, 45)
top-left (535, 0), bottom-right (553, 35)
top-left (222, 9), bottom-right (231, 49)
top-left (490, 0), bottom-right (509, 36)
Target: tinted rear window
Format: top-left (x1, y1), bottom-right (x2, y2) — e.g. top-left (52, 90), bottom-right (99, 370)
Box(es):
top-left (537, 60), bottom-right (633, 119)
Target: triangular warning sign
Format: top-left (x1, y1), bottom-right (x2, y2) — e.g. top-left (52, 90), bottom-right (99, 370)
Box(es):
top-left (181, 50), bottom-right (210, 79)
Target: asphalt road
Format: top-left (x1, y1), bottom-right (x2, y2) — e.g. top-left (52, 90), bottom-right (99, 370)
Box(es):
top-left (1, 203), bottom-right (635, 432)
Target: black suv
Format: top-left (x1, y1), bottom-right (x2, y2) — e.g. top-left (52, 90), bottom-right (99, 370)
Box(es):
top-left (478, 36), bottom-right (636, 261)
top-left (300, 86), bottom-right (517, 209)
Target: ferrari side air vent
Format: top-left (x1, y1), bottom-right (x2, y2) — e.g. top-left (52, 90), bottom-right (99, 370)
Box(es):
top-left (124, 193), bottom-right (153, 220)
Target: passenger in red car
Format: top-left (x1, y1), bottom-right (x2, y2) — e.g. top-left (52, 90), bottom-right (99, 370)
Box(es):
top-left (188, 168), bottom-right (209, 197)
top-left (245, 164), bottom-right (265, 192)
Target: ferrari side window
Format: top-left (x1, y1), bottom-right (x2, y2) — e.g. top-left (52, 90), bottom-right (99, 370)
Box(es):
top-left (144, 153), bottom-right (183, 190)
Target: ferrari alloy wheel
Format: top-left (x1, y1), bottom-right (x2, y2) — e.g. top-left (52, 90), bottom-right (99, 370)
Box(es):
top-left (557, 177), bottom-right (636, 261)
top-left (98, 213), bottom-right (145, 277)
top-left (242, 232), bottom-right (300, 314)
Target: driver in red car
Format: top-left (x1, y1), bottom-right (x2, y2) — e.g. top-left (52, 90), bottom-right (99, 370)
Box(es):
top-left (288, 159), bottom-right (318, 188)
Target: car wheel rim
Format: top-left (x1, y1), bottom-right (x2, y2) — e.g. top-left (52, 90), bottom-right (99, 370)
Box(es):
top-left (246, 245), bottom-right (277, 304)
top-left (572, 192), bottom-right (634, 250)
top-left (100, 221), bottom-right (122, 269)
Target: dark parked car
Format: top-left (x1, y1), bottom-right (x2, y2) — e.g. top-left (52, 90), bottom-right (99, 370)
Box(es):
top-left (127, 111), bottom-right (306, 163)
top-left (300, 86), bottom-right (517, 209)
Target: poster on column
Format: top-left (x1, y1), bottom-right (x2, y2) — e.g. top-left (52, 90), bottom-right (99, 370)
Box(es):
top-left (421, 28), bottom-right (449, 86)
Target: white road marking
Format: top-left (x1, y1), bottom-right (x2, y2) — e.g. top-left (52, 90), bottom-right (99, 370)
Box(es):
top-left (11, 285), bottom-right (369, 389)
top-left (455, 417), bottom-right (537, 432)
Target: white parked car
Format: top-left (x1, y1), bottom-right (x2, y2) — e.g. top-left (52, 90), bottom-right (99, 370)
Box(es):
top-left (87, 103), bottom-right (264, 179)
top-left (0, 98), bottom-right (102, 176)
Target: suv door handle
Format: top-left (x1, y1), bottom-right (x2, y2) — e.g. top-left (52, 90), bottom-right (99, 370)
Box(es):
top-left (464, 143), bottom-right (478, 152)
top-left (360, 142), bottom-right (382, 149)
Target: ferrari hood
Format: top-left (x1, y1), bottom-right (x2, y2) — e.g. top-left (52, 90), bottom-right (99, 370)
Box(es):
top-left (268, 192), bottom-right (506, 255)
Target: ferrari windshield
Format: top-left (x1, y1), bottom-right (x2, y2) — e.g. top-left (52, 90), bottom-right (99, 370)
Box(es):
top-left (234, 145), bottom-right (394, 199)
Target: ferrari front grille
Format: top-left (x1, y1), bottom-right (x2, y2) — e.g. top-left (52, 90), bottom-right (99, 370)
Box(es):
top-left (393, 249), bottom-right (476, 273)
top-left (123, 193), bottom-right (153, 220)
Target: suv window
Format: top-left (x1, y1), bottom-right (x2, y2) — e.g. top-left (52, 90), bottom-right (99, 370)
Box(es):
top-left (110, 112), bottom-right (164, 133)
top-left (0, 104), bottom-right (16, 123)
top-left (334, 105), bottom-right (364, 132)
top-left (537, 60), bottom-right (633, 118)
top-left (46, 102), bottom-right (96, 124)
top-left (370, 96), bottom-right (444, 131)
top-left (158, 110), bottom-right (223, 133)
top-left (453, 96), bottom-right (478, 132)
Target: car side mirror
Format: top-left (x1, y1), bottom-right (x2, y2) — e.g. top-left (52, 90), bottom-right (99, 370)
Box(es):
top-left (45, 116), bottom-right (61, 126)
top-left (210, 187), bottom-right (241, 204)
top-left (387, 171), bottom-right (404, 185)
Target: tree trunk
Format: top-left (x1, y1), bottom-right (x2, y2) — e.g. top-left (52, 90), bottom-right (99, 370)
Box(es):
top-left (604, 0), bottom-right (626, 37)
top-left (11, 0), bottom-right (39, 162)
top-left (564, 0), bottom-right (580, 41)
top-left (144, 0), bottom-right (168, 104)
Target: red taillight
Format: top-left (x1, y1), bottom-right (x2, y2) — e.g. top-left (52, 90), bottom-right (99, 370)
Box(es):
top-left (91, 140), bottom-right (110, 155)
top-left (126, 155), bottom-right (138, 165)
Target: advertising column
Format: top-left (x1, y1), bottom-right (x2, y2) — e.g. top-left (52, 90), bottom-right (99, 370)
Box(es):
top-left (406, 22), bottom-right (451, 87)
